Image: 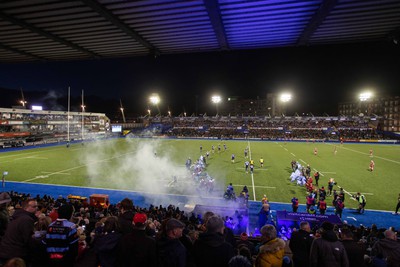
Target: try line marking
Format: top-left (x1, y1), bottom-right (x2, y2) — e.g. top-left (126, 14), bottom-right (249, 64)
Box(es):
top-left (234, 184), bottom-right (276, 189)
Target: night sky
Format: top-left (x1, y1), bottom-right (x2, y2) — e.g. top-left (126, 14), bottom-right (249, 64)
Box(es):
top-left (0, 41), bottom-right (399, 118)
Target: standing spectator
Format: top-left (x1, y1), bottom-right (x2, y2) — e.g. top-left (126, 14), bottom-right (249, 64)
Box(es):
top-left (118, 212), bottom-right (157, 267)
top-left (193, 215), bottom-right (235, 267)
top-left (93, 216), bottom-right (122, 267)
top-left (255, 224), bottom-right (286, 267)
top-left (43, 203), bottom-right (79, 267)
top-left (0, 192), bottom-right (12, 238)
top-left (0, 198), bottom-right (39, 264)
top-left (118, 198), bottom-right (134, 235)
top-left (289, 221), bottom-right (314, 267)
top-left (291, 197), bottom-right (299, 212)
top-left (310, 221), bottom-right (349, 267)
top-left (340, 228), bottom-right (365, 267)
top-left (371, 229), bottom-right (400, 267)
top-left (394, 193), bottom-right (400, 215)
top-left (314, 172), bottom-right (320, 186)
top-left (335, 198), bottom-right (345, 219)
top-left (318, 197), bottom-right (327, 215)
top-left (157, 218), bottom-right (187, 267)
top-left (355, 193), bottom-right (366, 214)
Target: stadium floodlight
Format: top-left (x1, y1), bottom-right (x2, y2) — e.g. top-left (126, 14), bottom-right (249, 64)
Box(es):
top-left (280, 93), bottom-right (292, 102)
top-left (211, 95), bottom-right (222, 115)
top-left (149, 94), bottom-right (160, 105)
top-left (20, 100), bottom-right (27, 107)
top-left (211, 95), bottom-right (221, 104)
top-left (149, 93), bottom-right (161, 116)
top-left (359, 91), bottom-right (372, 101)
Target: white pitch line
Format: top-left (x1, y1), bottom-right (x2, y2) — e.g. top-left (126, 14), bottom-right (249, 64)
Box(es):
top-left (284, 148), bottom-right (288, 151)
top-left (325, 143), bottom-right (400, 164)
top-left (248, 140), bottom-right (256, 201)
top-left (348, 191), bottom-right (374, 196)
top-left (313, 168), bottom-right (324, 176)
top-left (321, 171), bottom-right (336, 174)
top-left (234, 184), bottom-right (276, 189)
top-left (235, 168), bottom-right (268, 171)
top-left (0, 147), bottom-right (68, 160)
top-left (41, 171), bottom-right (70, 175)
top-left (290, 153), bottom-right (296, 156)
top-left (24, 150), bottom-right (138, 182)
top-left (299, 159), bottom-right (307, 164)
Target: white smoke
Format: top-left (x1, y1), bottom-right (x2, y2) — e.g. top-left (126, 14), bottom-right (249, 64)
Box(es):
top-left (78, 137), bottom-right (237, 209)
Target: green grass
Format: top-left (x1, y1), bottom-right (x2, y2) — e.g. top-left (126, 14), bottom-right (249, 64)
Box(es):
top-left (1, 138), bottom-right (399, 211)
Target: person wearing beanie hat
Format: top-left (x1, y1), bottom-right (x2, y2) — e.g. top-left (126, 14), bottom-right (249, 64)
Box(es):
top-left (310, 221), bottom-right (349, 267)
top-left (118, 212), bottom-right (157, 267)
top-left (157, 218), bottom-right (187, 267)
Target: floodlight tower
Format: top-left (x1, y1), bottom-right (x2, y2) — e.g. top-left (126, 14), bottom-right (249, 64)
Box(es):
top-left (20, 88), bottom-right (27, 108)
top-left (119, 99), bottom-right (126, 123)
top-left (81, 90), bottom-right (86, 142)
top-left (149, 94), bottom-right (161, 116)
top-left (359, 91), bottom-right (373, 115)
top-left (211, 95), bottom-right (222, 116)
top-left (280, 93), bottom-right (292, 116)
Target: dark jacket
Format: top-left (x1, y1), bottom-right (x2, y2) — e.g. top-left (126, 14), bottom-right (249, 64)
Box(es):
top-left (310, 230), bottom-right (349, 267)
top-left (341, 239), bottom-right (365, 267)
top-left (157, 235), bottom-right (187, 267)
top-left (289, 229), bottom-right (314, 267)
top-left (371, 238), bottom-right (400, 267)
top-left (118, 228), bottom-right (157, 267)
top-left (118, 210), bottom-right (134, 235)
top-left (0, 208), bottom-right (9, 238)
top-left (192, 232), bottom-right (235, 267)
top-left (0, 209), bottom-right (37, 261)
top-left (93, 231), bottom-right (122, 267)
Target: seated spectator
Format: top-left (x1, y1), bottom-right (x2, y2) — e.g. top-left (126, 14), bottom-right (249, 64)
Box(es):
top-left (371, 229), bottom-right (400, 267)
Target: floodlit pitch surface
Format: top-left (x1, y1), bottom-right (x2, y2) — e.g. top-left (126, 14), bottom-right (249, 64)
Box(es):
top-left (1, 138), bottom-right (399, 211)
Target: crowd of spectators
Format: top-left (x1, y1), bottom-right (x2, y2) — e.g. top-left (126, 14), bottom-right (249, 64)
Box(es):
top-left (0, 190), bottom-right (399, 267)
top-left (160, 116), bottom-right (387, 141)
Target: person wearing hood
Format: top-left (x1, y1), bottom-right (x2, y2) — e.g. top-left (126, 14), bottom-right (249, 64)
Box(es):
top-left (0, 198), bottom-right (39, 265)
top-left (255, 224), bottom-right (286, 267)
top-left (371, 229), bottom-right (400, 267)
top-left (93, 216), bottom-right (122, 267)
top-left (193, 215), bottom-right (235, 267)
top-left (310, 221), bottom-right (349, 267)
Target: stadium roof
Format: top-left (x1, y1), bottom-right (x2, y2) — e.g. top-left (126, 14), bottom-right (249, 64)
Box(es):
top-left (0, 0), bottom-right (399, 63)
